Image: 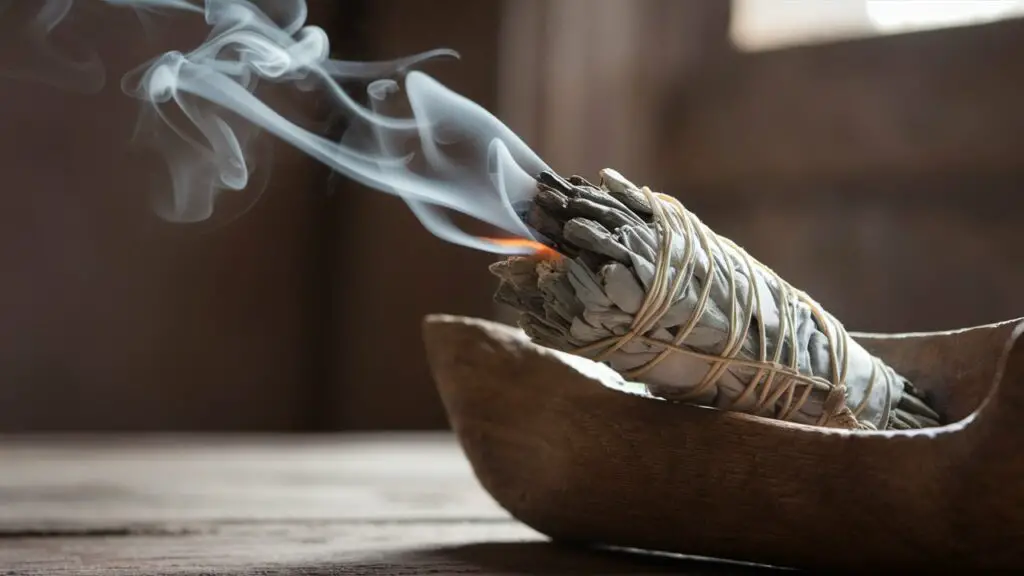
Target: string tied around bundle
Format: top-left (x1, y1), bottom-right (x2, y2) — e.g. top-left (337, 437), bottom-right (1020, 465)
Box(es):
top-left (573, 183), bottom-right (877, 430)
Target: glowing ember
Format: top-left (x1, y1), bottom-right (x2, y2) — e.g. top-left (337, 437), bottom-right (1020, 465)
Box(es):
top-left (486, 238), bottom-right (561, 260)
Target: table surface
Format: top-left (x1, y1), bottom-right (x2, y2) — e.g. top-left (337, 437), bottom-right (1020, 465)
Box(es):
top-left (0, 433), bottom-right (779, 575)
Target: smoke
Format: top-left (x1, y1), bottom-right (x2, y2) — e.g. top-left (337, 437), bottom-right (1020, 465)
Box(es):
top-left (0, 0), bottom-right (105, 92)
top-left (1, 0), bottom-right (551, 254)
top-left (0, 0), bottom-right (204, 92)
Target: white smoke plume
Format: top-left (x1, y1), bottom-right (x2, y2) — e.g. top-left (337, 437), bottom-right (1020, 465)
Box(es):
top-left (1, 0), bottom-right (551, 254)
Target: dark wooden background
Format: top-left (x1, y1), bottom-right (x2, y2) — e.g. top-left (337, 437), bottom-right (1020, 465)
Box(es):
top-left (0, 0), bottom-right (1021, 431)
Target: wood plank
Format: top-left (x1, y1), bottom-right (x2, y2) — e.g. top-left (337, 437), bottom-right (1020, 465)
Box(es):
top-left (674, 174), bottom-right (1024, 333)
top-left (0, 434), bottom-right (504, 530)
top-left (657, 18), bottom-right (1024, 189)
top-left (496, 0), bottom-right (730, 185)
top-left (0, 434), bottom-right (778, 574)
top-left (0, 522), bottom-right (773, 575)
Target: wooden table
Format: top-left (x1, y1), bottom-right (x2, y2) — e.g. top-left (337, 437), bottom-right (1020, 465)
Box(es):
top-left (0, 434), bottom-right (776, 575)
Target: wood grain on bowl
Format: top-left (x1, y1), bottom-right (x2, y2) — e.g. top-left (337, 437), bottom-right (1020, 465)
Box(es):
top-left (424, 314), bottom-right (1024, 570)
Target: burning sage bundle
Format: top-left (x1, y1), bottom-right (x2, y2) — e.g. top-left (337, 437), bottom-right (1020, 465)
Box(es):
top-left (491, 168), bottom-right (940, 430)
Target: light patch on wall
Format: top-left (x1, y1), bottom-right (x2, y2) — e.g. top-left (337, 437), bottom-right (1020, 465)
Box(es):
top-left (731, 0), bottom-right (1024, 51)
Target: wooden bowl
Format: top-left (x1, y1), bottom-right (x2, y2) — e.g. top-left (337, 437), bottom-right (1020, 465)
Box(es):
top-left (423, 313), bottom-right (1024, 570)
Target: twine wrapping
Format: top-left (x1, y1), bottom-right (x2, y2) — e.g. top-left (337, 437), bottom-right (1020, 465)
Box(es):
top-left (491, 168), bottom-right (940, 430)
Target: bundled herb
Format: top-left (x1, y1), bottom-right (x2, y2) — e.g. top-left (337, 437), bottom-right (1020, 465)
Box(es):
top-left (491, 168), bottom-right (940, 430)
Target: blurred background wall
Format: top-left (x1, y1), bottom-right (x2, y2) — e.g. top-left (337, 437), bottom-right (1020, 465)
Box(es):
top-left (0, 0), bottom-right (1022, 431)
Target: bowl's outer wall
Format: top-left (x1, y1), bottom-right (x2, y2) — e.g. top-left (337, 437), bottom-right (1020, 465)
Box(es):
top-left (424, 315), bottom-right (1024, 570)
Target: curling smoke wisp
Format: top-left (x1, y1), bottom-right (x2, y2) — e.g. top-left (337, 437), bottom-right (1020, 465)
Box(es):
top-left (2, 0), bottom-right (551, 254)
top-left (0, 0), bottom-right (203, 92)
top-left (0, 0), bottom-right (106, 92)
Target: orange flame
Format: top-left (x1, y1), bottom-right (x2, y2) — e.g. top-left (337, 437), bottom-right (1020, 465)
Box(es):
top-left (486, 237), bottom-right (562, 260)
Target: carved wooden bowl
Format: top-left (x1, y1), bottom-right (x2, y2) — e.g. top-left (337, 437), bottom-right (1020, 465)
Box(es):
top-left (423, 313), bottom-right (1024, 570)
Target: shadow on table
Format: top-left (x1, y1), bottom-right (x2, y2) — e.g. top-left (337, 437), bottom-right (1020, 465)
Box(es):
top-left (278, 541), bottom-right (787, 575)
top-left (421, 541), bottom-right (785, 574)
